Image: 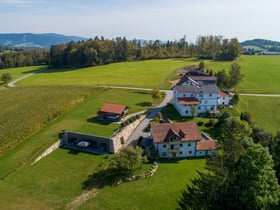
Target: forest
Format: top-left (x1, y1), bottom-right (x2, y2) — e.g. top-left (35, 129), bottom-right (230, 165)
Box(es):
top-left (0, 47), bottom-right (49, 69)
top-left (0, 36), bottom-right (242, 69)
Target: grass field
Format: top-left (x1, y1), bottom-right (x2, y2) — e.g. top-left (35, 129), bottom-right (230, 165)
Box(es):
top-left (245, 96), bottom-right (280, 134)
top-left (0, 66), bottom-right (45, 87)
top-left (1, 56), bottom-right (280, 209)
top-left (0, 148), bottom-right (205, 210)
top-left (17, 59), bottom-right (197, 89)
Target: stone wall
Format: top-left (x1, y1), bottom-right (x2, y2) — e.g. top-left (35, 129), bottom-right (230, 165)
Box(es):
top-left (32, 140), bottom-right (60, 165)
top-left (111, 115), bottom-right (145, 153)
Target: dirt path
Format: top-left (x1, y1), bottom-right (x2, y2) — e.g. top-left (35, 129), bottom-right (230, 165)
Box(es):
top-left (7, 73), bottom-right (35, 87)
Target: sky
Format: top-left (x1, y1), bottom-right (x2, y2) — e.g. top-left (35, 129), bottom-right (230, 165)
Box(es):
top-left (0, 0), bottom-right (279, 42)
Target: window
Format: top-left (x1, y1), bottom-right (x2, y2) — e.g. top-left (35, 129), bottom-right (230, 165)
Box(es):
top-left (198, 106), bottom-right (201, 110)
top-left (180, 144), bottom-right (183, 147)
top-left (185, 110), bottom-right (189, 114)
top-left (179, 151), bottom-right (183, 155)
top-left (183, 94), bottom-right (186, 97)
top-left (162, 152), bottom-right (167, 156)
top-left (209, 94), bottom-right (212, 97)
top-left (188, 143), bottom-right (191, 147)
top-left (163, 144), bottom-right (166, 148)
top-left (189, 151), bottom-right (192, 154)
top-left (199, 94), bottom-right (203, 97)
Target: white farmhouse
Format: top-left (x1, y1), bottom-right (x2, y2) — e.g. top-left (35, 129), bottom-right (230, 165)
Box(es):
top-left (218, 91), bottom-right (230, 106)
top-left (151, 122), bottom-right (218, 158)
top-left (173, 85), bottom-right (221, 117)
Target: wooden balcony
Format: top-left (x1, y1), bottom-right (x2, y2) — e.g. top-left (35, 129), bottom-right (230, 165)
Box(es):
top-left (169, 149), bottom-right (180, 153)
top-left (169, 141), bottom-right (181, 145)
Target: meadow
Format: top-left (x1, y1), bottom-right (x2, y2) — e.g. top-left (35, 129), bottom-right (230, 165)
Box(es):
top-left (0, 66), bottom-right (45, 87)
top-left (0, 149), bottom-right (205, 210)
top-left (18, 59), bottom-right (197, 89)
top-left (0, 55), bottom-right (280, 209)
top-left (15, 56), bottom-right (280, 94)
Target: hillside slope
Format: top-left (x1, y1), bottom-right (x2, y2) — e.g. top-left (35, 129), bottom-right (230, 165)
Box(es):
top-left (0, 33), bottom-right (87, 49)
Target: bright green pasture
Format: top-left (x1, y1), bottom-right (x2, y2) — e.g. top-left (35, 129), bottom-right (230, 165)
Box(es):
top-left (0, 149), bottom-right (205, 210)
top-left (0, 66), bottom-right (45, 86)
top-left (205, 56), bottom-right (280, 93)
top-left (0, 88), bottom-right (154, 179)
top-left (237, 56), bottom-right (280, 93)
top-left (18, 59), bottom-right (196, 89)
top-left (245, 96), bottom-right (280, 134)
top-left (81, 159), bottom-right (205, 210)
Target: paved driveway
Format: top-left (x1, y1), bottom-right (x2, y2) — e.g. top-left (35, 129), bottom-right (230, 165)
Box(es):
top-left (126, 90), bottom-right (173, 146)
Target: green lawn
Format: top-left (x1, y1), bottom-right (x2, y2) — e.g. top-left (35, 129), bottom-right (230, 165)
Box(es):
top-left (237, 56), bottom-right (280, 93)
top-left (245, 96), bottom-right (280, 134)
top-left (205, 56), bottom-right (280, 94)
top-left (0, 149), bottom-right (205, 210)
top-left (17, 59), bottom-right (196, 89)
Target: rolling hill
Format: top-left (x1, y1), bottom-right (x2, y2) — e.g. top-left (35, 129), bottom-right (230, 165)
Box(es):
top-left (241, 39), bottom-right (280, 54)
top-left (0, 33), bottom-right (88, 49)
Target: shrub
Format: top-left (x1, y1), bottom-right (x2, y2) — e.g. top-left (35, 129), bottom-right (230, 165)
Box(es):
top-left (197, 121), bottom-right (204, 126)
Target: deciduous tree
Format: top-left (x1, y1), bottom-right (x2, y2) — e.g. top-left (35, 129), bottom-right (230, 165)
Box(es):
top-left (1, 72), bottom-right (12, 83)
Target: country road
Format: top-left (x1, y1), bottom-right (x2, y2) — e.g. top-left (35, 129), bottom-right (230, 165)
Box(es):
top-left (6, 75), bottom-right (280, 146)
top-left (239, 93), bottom-right (280, 97)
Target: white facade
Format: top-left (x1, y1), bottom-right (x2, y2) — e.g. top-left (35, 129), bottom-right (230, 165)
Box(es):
top-left (218, 94), bottom-right (230, 106)
top-left (154, 141), bottom-right (197, 158)
top-left (173, 85), bottom-right (220, 117)
top-left (195, 149), bottom-right (218, 157)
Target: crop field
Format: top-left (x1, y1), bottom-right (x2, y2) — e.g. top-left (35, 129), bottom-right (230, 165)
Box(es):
top-left (0, 86), bottom-right (95, 155)
top-left (0, 87), bottom-right (155, 178)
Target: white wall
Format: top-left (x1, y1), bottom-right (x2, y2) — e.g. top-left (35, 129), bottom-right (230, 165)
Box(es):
top-left (218, 96), bottom-right (230, 106)
top-left (155, 141), bottom-right (196, 158)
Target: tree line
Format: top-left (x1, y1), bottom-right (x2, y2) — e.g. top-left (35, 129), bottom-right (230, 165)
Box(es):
top-left (178, 111), bottom-right (280, 210)
top-left (0, 48), bottom-right (49, 69)
top-left (49, 35), bottom-right (242, 68)
top-left (0, 35), bottom-right (242, 69)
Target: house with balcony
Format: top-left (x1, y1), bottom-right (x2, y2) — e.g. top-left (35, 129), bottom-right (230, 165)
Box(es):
top-left (151, 121), bottom-right (218, 158)
top-left (173, 84), bottom-right (221, 117)
top-left (173, 74), bottom-right (230, 116)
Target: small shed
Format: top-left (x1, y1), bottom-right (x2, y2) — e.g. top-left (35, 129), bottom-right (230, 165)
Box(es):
top-left (97, 103), bottom-right (128, 121)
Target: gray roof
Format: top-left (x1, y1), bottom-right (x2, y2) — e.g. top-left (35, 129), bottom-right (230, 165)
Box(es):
top-left (174, 84), bottom-right (221, 93)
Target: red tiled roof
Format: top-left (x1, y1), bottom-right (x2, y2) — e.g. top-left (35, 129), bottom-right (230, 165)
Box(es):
top-left (196, 140), bottom-right (218, 151)
top-left (151, 122), bottom-right (202, 143)
top-left (178, 97), bottom-right (200, 105)
top-left (99, 103), bottom-right (127, 115)
top-left (218, 92), bottom-right (229, 97)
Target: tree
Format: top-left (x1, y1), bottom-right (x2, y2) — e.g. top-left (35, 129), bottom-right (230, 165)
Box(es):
top-left (240, 111), bottom-right (251, 124)
top-left (177, 119), bottom-right (280, 210)
top-left (271, 132), bottom-right (280, 184)
top-left (198, 61), bottom-right (205, 70)
top-left (229, 63), bottom-right (243, 90)
top-left (1, 72), bottom-right (12, 83)
top-left (216, 69), bottom-right (230, 89)
top-left (152, 87), bottom-right (161, 104)
top-left (108, 146), bottom-right (147, 175)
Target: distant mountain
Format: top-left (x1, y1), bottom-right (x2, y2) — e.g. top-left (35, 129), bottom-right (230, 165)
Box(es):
top-left (0, 33), bottom-right (88, 49)
top-left (241, 39), bottom-right (280, 53)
